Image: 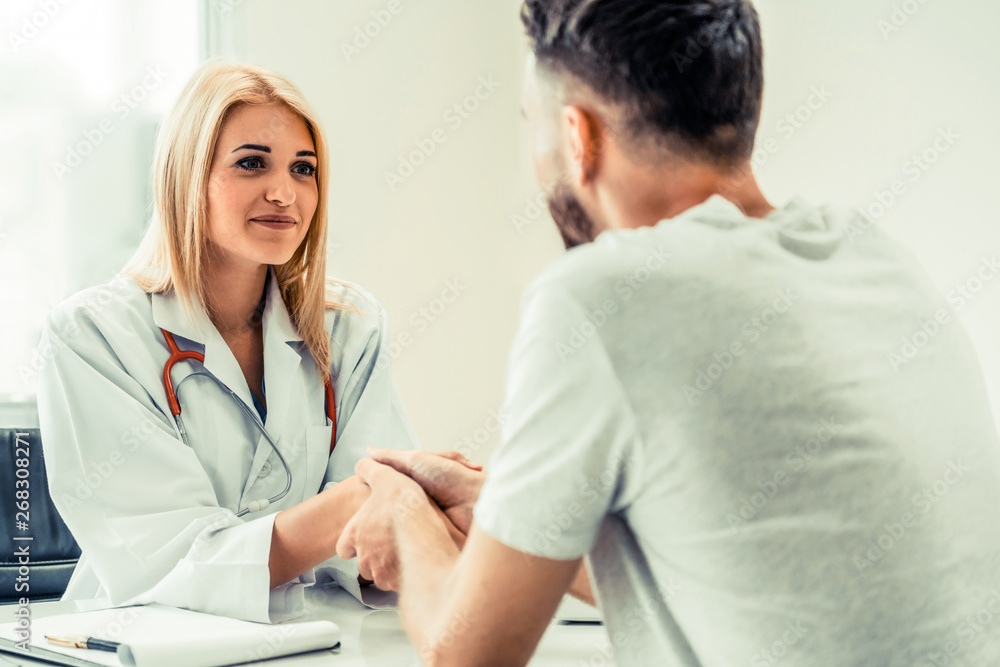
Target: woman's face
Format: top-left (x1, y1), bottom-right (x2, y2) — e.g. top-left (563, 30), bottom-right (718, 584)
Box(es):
top-left (206, 102), bottom-right (318, 270)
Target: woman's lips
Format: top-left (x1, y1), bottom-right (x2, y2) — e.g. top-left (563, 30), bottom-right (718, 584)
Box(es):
top-left (251, 215), bottom-right (296, 230)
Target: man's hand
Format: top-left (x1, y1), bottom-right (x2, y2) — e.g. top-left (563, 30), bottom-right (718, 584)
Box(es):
top-left (337, 458), bottom-right (455, 591)
top-left (366, 448), bottom-right (486, 535)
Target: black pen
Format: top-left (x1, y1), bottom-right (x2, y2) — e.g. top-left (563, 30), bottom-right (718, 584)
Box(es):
top-left (45, 634), bottom-right (121, 653)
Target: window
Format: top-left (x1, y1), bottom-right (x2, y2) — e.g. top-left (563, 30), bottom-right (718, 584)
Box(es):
top-left (0, 0), bottom-right (201, 418)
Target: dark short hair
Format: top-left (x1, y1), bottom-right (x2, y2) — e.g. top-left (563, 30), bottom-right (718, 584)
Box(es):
top-left (521, 0), bottom-right (764, 167)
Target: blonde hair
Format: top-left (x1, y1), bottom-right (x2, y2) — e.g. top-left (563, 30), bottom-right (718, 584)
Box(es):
top-left (121, 61), bottom-right (348, 384)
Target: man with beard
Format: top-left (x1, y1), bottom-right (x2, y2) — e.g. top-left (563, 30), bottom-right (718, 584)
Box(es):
top-left (337, 1), bottom-right (1000, 665)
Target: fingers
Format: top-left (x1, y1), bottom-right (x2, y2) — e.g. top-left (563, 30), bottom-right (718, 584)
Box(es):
top-left (381, 572), bottom-right (400, 592)
top-left (354, 457), bottom-right (390, 485)
top-left (356, 553), bottom-right (398, 592)
top-left (434, 450), bottom-right (484, 471)
top-left (357, 560), bottom-right (374, 584)
top-left (339, 516), bottom-right (393, 588)
top-left (335, 518), bottom-right (359, 561)
top-left (367, 450), bottom-right (440, 490)
top-left (371, 557), bottom-right (400, 592)
top-left (368, 447), bottom-right (484, 473)
top-left (366, 447), bottom-right (415, 474)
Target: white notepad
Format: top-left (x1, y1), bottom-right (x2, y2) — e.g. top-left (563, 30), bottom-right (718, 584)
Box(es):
top-left (0, 604), bottom-right (341, 667)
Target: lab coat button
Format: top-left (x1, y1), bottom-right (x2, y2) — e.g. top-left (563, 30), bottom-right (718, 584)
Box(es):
top-left (258, 461), bottom-right (272, 477)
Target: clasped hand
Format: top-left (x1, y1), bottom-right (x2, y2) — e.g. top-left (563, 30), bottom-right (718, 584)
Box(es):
top-left (335, 448), bottom-right (485, 591)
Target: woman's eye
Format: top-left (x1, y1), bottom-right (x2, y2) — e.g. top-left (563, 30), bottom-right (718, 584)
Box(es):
top-left (292, 162), bottom-right (317, 177)
top-left (236, 156), bottom-right (265, 172)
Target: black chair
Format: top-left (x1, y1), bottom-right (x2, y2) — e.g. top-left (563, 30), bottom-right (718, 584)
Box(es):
top-left (0, 428), bottom-right (81, 603)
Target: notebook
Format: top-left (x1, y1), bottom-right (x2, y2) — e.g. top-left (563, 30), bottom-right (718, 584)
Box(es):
top-left (0, 604), bottom-right (341, 667)
top-left (555, 595), bottom-right (604, 624)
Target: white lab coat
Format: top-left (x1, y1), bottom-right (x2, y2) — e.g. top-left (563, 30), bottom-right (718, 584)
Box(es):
top-left (36, 266), bottom-right (418, 622)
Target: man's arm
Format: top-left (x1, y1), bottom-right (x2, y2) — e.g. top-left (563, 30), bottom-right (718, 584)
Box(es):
top-left (369, 447), bottom-right (596, 607)
top-left (568, 561), bottom-right (596, 607)
top-left (399, 519), bottom-right (580, 667)
top-left (338, 460), bottom-right (581, 666)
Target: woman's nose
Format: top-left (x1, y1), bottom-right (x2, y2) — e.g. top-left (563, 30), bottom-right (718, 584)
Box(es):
top-left (265, 171), bottom-right (296, 206)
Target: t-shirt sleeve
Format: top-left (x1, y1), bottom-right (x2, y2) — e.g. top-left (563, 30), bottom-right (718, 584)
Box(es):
top-left (474, 283), bottom-right (645, 560)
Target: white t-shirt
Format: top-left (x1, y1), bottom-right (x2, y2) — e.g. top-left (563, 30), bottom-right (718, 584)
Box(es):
top-left (474, 195), bottom-right (1000, 666)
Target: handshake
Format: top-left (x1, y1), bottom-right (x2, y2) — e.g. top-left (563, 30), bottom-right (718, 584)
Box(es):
top-left (335, 448), bottom-right (486, 592)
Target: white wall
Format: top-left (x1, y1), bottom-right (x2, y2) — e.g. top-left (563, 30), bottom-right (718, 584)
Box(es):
top-left (219, 0), bottom-right (999, 460)
top-left (752, 0), bottom-right (1000, 421)
top-left (216, 0), bottom-right (554, 462)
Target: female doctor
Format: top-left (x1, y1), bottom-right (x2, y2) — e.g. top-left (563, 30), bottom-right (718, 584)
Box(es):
top-left (36, 62), bottom-right (439, 622)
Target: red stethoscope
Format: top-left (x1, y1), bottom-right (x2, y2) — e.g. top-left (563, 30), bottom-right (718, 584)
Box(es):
top-left (160, 328), bottom-right (337, 455)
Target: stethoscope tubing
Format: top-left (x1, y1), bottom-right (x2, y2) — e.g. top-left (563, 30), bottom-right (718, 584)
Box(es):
top-left (172, 369), bottom-right (293, 517)
top-left (159, 328), bottom-right (336, 517)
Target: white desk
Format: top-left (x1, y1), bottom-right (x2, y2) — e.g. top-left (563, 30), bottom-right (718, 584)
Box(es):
top-left (1, 590), bottom-right (617, 666)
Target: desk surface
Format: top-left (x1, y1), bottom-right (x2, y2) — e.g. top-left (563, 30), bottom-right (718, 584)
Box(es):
top-left (1, 590), bottom-right (617, 666)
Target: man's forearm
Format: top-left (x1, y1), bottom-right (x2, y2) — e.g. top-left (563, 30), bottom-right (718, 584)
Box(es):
top-left (568, 560), bottom-right (596, 606)
top-left (394, 494), bottom-right (465, 663)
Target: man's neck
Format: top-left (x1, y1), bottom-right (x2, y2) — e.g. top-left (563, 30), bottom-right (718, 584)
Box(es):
top-left (598, 160), bottom-right (775, 232)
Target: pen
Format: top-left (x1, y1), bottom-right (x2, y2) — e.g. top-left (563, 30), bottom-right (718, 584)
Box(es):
top-left (45, 634), bottom-right (121, 653)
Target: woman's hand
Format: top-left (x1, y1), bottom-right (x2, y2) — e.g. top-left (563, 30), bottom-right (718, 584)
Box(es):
top-left (269, 474), bottom-right (371, 588)
top-left (337, 474), bottom-right (373, 512)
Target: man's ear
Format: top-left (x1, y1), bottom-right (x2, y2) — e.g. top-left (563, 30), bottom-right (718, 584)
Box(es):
top-left (562, 105), bottom-right (604, 187)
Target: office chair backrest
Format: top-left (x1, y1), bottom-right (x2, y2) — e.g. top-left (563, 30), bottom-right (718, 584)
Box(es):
top-left (0, 428), bottom-right (81, 603)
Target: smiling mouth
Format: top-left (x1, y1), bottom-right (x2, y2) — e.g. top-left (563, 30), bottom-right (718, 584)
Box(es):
top-left (251, 215), bottom-right (297, 224)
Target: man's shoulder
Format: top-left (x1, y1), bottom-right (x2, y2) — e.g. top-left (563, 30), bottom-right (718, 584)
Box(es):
top-left (526, 221), bottom-right (721, 310)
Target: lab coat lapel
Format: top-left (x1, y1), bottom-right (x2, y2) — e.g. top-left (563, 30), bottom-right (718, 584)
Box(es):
top-left (150, 286), bottom-right (256, 412)
top-left (150, 269), bottom-right (303, 444)
top-left (150, 288), bottom-right (212, 345)
top-left (240, 268), bottom-right (305, 493)
top-left (201, 337), bottom-right (258, 420)
top-left (259, 267), bottom-right (304, 442)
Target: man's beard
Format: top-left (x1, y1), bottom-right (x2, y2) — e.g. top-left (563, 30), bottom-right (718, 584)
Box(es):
top-left (547, 182), bottom-right (599, 250)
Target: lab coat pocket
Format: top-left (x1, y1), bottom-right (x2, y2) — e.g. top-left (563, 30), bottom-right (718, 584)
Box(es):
top-left (305, 424), bottom-right (334, 494)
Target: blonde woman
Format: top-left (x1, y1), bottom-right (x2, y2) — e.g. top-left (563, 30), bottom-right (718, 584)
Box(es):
top-left (36, 62), bottom-right (436, 621)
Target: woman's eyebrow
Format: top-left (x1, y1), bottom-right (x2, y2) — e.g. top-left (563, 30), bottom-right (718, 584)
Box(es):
top-left (232, 143), bottom-right (270, 153)
top-left (297, 150), bottom-right (316, 157)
